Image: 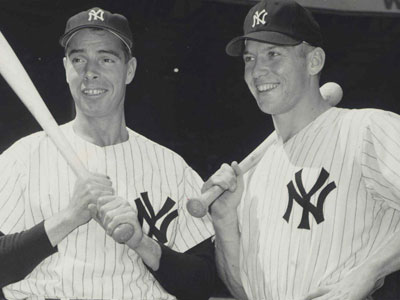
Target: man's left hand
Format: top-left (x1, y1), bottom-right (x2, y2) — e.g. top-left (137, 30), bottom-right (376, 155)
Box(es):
top-left (90, 196), bottom-right (143, 246)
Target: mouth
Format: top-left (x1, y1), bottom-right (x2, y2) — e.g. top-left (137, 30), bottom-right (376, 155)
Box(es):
top-left (81, 88), bottom-right (108, 96)
top-left (256, 83), bottom-right (279, 93)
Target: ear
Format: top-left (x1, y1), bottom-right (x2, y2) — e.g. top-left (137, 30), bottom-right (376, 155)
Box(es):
top-left (125, 57), bottom-right (137, 84)
top-left (307, 47), bottom-right (325, 76)
top-left (63, 57), bottom-right (70, 84)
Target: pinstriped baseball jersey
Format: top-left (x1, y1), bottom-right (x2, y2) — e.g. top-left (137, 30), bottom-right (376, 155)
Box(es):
top-left (0, 121), bottom-right (214, 300)
top-left (238, 107), bottom-right (400, 300)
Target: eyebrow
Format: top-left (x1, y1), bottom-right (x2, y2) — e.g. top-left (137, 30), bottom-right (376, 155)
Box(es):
top-left (243, 45), bottom-right (280, 56)
top-left (67, 49), bottom-right (122, 59)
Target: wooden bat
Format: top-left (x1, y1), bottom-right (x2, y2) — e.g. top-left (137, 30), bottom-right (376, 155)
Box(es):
top-left (0, 31), bottom-right (134, 243)
top-left (186, 82), bottom-right (343, 218)
top-left (186, 131), bottom-right (277, 218)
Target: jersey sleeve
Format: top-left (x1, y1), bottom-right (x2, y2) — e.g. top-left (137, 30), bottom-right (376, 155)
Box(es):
top-left (360, 110), bottom-right (400, 210)
top-left (171, 165), bottom-right (215, 252)
top-left (0, 141), bottom-right (28, 234)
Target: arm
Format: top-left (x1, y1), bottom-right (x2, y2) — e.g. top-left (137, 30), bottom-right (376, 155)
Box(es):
top-left (206, 162), bottom-right (248, 300)
top-left (0, 221), bottom-right (56, 288)
top-left (296, 111), bottom-right (400, 300)
top-left (0, 173), bottom-right (112, 288)
top-left (147, 237), bottom-right (219, 300)
top-left (94, 196), bottom-right (220, 300)
top-left (213, 212), bottom-right (247, 300)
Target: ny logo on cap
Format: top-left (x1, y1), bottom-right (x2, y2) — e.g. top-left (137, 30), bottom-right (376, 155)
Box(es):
top-left (88, 9), bottom-right (105, 21)
top-left (252, 9), bottom-right (268, 28)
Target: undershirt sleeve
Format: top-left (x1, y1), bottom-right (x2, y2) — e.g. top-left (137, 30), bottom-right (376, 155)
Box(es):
top-left (0, 221), bottom-right (57, 289)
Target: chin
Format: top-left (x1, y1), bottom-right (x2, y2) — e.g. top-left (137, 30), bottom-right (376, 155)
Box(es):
top-left (255, 96), bottom-right (275, 115)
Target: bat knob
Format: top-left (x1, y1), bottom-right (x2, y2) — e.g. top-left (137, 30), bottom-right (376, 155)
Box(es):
top-left (112, 223), bottom-right (135, 243)
top-left (187, 198), bottom-right (208, 218)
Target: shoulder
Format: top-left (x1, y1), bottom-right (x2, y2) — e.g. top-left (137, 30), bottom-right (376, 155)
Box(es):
top-left (126, 128), bottom-right (190, 170)
top-left (343, 108), bottom-right (400, 136)
top-left (328, 107), bottom-right (399, 133)
top-left (1, 122), bottom-right (72, 165)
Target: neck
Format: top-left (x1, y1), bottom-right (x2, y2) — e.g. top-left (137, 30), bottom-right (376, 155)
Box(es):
top-left (73, 111), bottom-right (128, 146)
top-left (272, 84), bottom-right (331, 143)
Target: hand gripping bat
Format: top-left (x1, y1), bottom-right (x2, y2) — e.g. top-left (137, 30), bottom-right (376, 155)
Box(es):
top-left (0, 31), bottom-right (134, 243)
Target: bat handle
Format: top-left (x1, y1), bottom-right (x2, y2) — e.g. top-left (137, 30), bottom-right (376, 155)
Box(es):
top-left (186, 185), bottom-right (224, 218)
top-left (112, 224), bottom-right (135, 243)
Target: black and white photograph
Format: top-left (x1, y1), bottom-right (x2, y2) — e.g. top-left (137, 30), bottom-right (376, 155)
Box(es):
top-left (0, 0), bottom-right (399, 299)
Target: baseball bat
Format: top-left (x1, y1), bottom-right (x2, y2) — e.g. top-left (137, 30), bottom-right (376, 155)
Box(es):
top-left (0, 31), bottom-right (133, 243)
top-left (187, 131), bottom-right (277, 218)
top-left (186, 82), bottom-right (343, 218)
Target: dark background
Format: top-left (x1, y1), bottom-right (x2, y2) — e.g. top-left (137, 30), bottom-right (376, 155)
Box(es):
top-left (0, 0), bottom-right (399, 298)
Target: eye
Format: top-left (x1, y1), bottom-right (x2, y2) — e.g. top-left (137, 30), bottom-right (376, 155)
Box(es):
top-left (71, 57), bottom-right (85, 64)
top-left (268, 51), bottom-right (280, 57)
top-left (103, 57), bottom-right (116, 64)
top-left (243, 55), bottom-right (254, 63)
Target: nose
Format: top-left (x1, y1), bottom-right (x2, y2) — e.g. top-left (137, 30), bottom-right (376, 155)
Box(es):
top-left (84, 61), bottom-right (99, 81)
top-left (252, 57), bottom-right (269, 79)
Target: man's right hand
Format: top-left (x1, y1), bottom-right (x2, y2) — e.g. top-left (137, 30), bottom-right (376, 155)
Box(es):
top-left (202, 162), bottom-right (244, 221)
top-left (68, 173), bottom-right (114, 227)
top-left (45, 173), bottom-right (114, 247)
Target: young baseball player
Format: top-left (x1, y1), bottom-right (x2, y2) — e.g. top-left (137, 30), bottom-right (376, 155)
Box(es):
top-left (204, 0), bottom-right (400, 299)
top-left (0, 7), bottom-right (218, 300)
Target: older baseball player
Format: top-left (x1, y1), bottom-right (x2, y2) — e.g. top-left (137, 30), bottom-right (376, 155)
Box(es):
top-left (204, 0), bottom-right (400, 299)
top-left (0, 7), bottom-right (218, 300)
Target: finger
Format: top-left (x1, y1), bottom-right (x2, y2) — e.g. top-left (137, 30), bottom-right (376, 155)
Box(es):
top-left (231, 161), bottom-right (243, 176)
top-left (90, 173), bottom-right (113, 185)
top-left (108, 211), bottom-right (137, 235)
top-left (231, 161), bottom-right (245, 192)
top-left (214, 164), bottom-right (237, 191)
top-left (99, 190), bottom-right (113, 198)
top-left (97, 195), bottom-right (117, 206)
top-left (88, 203), bottom-right (98, 218)
top-left (81, 180), bottom-right (114, 195)
top-left (202, 163), bottom-right (231, 193)
top-left (92, 181), bottom-right (114, 193)
top-left (98, 200), bottom-right (122, 223)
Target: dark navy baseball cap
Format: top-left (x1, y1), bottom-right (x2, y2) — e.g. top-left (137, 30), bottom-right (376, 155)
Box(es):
top-left (60, 7), bottom-right (133, 51)
top-left (226, 0), bottom-right (323, 56)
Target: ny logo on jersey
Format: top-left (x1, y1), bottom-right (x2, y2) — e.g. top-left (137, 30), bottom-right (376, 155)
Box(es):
top-left (252, 9), bottom-right (268, 28)
top-left (135, 192), bottom-right (178, 243)
top-left (88, 9), bottom-right (105, 21)
top-left (283, 168), bottom-right (336, 229)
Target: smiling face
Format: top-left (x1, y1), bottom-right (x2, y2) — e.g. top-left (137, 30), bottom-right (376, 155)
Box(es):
top-left (63, 28), bottom-right (136, 119)
top-left (243, 40), bottom-right (311, 116)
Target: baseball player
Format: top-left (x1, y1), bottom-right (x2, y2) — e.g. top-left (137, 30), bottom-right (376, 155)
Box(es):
top-left (0, 7), bottom-right (218, 300)
top-left (204, 0), bottom-right (400, 299)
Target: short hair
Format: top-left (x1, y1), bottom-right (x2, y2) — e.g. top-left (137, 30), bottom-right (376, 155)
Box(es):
top-left (64, 28), bottom-right (132, 63)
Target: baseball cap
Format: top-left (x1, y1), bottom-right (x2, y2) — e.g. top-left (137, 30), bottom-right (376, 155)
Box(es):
top-left (226, 0), bottom-right (323, 56)
top-left (60, 7), bottom-right (133, 52)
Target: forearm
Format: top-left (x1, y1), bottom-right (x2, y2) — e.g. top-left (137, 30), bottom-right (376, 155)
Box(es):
top-left (44, 208), bottom-right (82, 246)
top-left (127, 234), bottom-right (162, 270)
top-left (0, 221), bottom-right (57, 287)
top-left (133, 236), bottom-right (218, 300)
top-left (127, 235), bottom-right (218, 300)
top-left (213, 214), bottom-right (248, 300)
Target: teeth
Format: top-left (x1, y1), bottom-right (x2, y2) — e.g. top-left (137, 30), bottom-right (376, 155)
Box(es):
top-left (83, 89), bottom-right (106, 95)
top-left (257, 83), bottom-right (278, 92)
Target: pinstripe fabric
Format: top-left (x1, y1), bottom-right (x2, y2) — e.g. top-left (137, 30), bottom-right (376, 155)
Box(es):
top-left (0, 121), bottom-right (214, 300)
top-left (238, 107), bottom-right (400, 300)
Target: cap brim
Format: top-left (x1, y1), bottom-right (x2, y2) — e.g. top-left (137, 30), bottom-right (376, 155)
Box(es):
top-left (60, 25), bottom-right (132, 49)
top-left (226, 31), bottom-right (301, 56)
